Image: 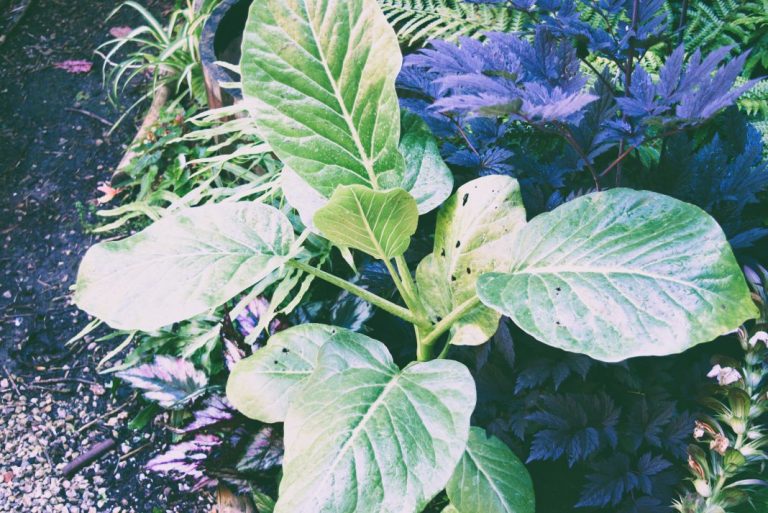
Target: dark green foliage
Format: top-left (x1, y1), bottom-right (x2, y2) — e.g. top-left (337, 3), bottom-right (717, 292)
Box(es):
top-left (466, 321), bottom-right (708, 513)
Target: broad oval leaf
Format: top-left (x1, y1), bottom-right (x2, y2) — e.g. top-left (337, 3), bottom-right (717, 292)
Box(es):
top-left (446, 427), bottom-right (535, 513)
top-left (314, 185), bottom-right (418, 259)
top-left (477, 188), bottom-right (759, 362)
top-left (276, 331), bottom-right (476, 513)
top-left (282, 112), bottom-right (453, 229)
top-left (226, 323), bottom-right (348, 423)
top-left (241, 0), bottom-right (404, 196)
top-left (399, 111), bottom-right (454, 214)
top-left (75, 202), bottom-right (294, 331)
top-left (417, 176), bottom-right (527, 345)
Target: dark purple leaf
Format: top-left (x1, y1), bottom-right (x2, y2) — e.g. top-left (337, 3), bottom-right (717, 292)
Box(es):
top-left (178, 395), bottom-right (235, 433)
top-left (236, 426), bottom-right (284, 473)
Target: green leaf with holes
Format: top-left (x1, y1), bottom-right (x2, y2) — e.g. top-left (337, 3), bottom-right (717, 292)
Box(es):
top-left (314, 185), bottom-right (418, 259)
top-left (477, 188), bottom-right (759, 362)
top-left (446, 427), bottom-right (535, 513)
top-left (275, 331), bottom-right (476, 513)
top-left (416, 176), bottom-right (527, 345)
top-left (74, 202), bottom-right (294, 331)
top-left (226, 324), bottom-right (347, 423)
top-left (240, 0), bottom-right (404, 196)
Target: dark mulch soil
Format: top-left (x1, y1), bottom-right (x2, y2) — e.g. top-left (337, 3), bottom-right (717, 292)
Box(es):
top-left (0, 1), bottom-right (213, 510)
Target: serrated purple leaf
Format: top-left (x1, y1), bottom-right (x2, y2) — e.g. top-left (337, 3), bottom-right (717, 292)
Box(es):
top-left (236, 427), bottom-right (283, 473)
top-left (146, 434), bottom-right (221, 479)
top-left (117, 355), bottom-right (208, 409)
top-left (179, 395), bottom-right (235, 433)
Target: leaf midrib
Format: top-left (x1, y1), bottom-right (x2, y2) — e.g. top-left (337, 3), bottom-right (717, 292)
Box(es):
top-left (351, 190), bottom-right (389, 259)
top-left (324, 371), bottom-right (401, 481)
top-left (513, 265), bottom-right (718, 296)
top-left (300, 1), bottom-right (380, 190)
top-left (463, 442), bottom-right (515, 513)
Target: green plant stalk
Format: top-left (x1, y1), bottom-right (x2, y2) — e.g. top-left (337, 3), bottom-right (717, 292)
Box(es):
top-left (394, 255), bottom-right (420, 306)
top-left (417, 296), bottom-right (481, 361)
top-left (287, 259), bottom-right (429, 328)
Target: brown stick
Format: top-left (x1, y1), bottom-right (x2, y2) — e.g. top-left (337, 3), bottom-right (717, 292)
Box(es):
top-left (65, 107), bottom-right (114, 127)
top-left (2, 366), bottom-right (21, 396)
top-left (61, 439), bottom-right (117, 477)
top-left (111, 81), bottom-right (171, 180)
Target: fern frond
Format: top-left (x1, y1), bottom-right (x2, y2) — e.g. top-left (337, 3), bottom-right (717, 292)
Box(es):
top-left (752, 120), bottom-right (768, 155)
top-left (378, 0), bottom-right (528, 46)
top-left (683, 0), bottom-right (768, 59)
top-left (739, 79), bottom-right (768, 118)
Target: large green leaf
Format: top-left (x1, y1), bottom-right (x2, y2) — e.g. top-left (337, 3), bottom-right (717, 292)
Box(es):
top-left (276, 331), bottom-right (476, 513)
top-left (446, 427), bottom-right (535, 513)
top-left (416, 176), bottom-right (527, 345)
top-left (399, 111), bottom-right (454, 214)
top-left (282, 113), bottom-right (453, 229)
top-left (477, 188), bottom-right (759, 362)
top-left (241, 0), bottom-right (404, 196)
top-left (74, 202), bottom-right (294, 331)
top-left (227, 324), bottom-right (346, 423)
top-left (314, 185), bottom-right (418, 259)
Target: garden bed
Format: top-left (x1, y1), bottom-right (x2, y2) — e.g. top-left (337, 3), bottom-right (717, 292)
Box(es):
top-left (3, 0), bottom-right (768, 512)
top-left (0, 0), bottom-right (213, 510)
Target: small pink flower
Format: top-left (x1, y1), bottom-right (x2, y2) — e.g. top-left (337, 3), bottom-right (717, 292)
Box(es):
top-left (109, 26), bottom-right (133, 38)
top-left (706, 364), bottom-right (741, 386)
top-left (709, 434), bottom-right (729, 455)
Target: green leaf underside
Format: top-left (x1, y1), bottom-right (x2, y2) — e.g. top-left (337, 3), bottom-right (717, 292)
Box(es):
top-left (276, 331), bottom-right (476, 513)
top-left (74, 202), bottom-right (294, 331)
top-left (399, 111), bottom-right (454, 214)
top-left (240, 0), bottom-right (404, 197)
top-left (226, 324), bottom-right (347, 423)
top-left (446, 427), bottom-right (535, 513)
top-left (282, 113), bottom-right (453, 230)
top-left (417, 176), bottom-right (527, 345)
top-left (477, 188), bottom-right (758, 362)
top-left (314, 185), bottom-right (419, 259)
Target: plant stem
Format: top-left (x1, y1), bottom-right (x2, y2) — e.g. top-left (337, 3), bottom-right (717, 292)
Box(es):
top-left (395, 255), bottom-right (428, 316)
top-left (383, 257), bottom-right (409, 304)
top-left (417, 296), bottom-right (481, 360)
top-left (287, 260), bottom-right (429, 328)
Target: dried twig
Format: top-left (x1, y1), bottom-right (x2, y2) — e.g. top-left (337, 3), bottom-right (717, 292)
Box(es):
top-left (2, 365), bottom-right (21, 396)
top-left (77, 398), bottom-right (133, 434)
top-left (118, 442), bottom-right (151, 462)
top-left (65, 107), bottom-right (114, 128)
top-left (61, 439), bottom-right (117, 477)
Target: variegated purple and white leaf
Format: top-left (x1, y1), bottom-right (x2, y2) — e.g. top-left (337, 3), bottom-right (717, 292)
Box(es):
top-left (117, 355), bottom-right (208, 409)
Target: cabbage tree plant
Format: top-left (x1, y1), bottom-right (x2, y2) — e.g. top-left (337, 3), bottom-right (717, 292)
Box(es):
top-left (73, 0), bottom-right (759, 511)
